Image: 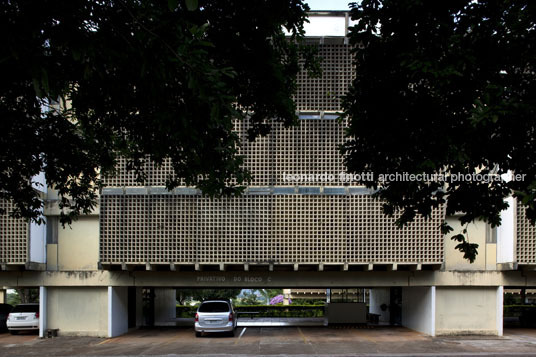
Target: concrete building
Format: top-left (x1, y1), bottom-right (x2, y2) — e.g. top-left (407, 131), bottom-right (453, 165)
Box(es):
top-left (0, 12), bottom-right (535, 338)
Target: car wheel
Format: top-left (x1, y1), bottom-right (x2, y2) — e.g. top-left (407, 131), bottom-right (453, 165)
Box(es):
top-left (10, 330), bottom-right (19, 335)
top-left (195, 332), bottom-right (202, 337)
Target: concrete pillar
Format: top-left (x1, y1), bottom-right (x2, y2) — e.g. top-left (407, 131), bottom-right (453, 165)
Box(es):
top-left (283, 289), bottom-right (291, 305)
top-left (136, 287), bottom-right (144, 327)
top-left (0, 289), bottom-right (6, 303)
top-left (108, 286), bottom-right (128, 337)
top-left (154, 288), bottom-right (176, 326)
top-left (39, 286), bottom-right (47, 338)
top-left (369, 288), bottom-right (390, 323)
top-left (497, 286), bottom-right (504, 337)
top-left (402, 286), bottom-right (436, 336)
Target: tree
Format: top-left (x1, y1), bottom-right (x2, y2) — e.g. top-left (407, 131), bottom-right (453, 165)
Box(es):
top-left (6, 288), bottom-right (39, 306)
top-left (176, 289), bottom-right (241, 305)
top-left (259, 289), bottom-right (283, 304)
top-left (0, 0), bottom-right (318, 224)
top-left (239, 290), bottom-right (262, 305)
top-left (343, 0), bottom-right (536, 261)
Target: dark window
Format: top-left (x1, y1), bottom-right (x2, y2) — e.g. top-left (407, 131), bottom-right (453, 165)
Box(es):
top-left (46, 217), bottom-right (58, 244)
top-left (198, 302), bottom-right (230, 313)
top-left (0, 304), bottom-right (12, 313)
top-left (12, 304), bottom-right (39, 313)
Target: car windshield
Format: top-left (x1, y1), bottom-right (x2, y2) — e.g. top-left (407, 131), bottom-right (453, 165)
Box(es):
top-left (198, 302), bottom-right (230, 313)
top-left (11, 305), bottom-right (39, 313)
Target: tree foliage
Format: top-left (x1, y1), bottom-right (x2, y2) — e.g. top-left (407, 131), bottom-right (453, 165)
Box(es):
top-left (0, 0), bottom-right (318, 224)
top-left (239, 290), bottom-right (262, 305)
top-left (343, 0), bottom-right (536, 261)
top-left (176, 288), bottom-right (241, 305)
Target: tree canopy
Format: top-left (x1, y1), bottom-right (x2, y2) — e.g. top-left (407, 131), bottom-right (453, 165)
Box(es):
top-left (176, 288), bottom-right (241, 305)
top-left (343, 0), bottom-right (536, 261)
top-left (0, 0), bottom-right (317, 224)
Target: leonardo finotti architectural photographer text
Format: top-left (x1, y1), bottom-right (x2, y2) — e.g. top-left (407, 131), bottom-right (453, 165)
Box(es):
top-left (282, 172), bottom-right (527, 183)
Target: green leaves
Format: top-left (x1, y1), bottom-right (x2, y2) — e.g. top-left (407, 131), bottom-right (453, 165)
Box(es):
top-left (451, 234), bottom-right (479, 263)
top-left (168, 0), bottom-right (178, 11)
top-left (1, 0), bottom-right (314, 224)
top-left (185, 0), bottom-right (198, 11)
top-left (343, 0), bottom-right (536, 262)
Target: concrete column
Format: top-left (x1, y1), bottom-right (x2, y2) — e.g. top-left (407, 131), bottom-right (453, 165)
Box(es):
top-left (402, 286), bottom-right (436, 336)
top-left (136, 287), bottom-right (144, 327)
top-left (369, 288), bottom-right (390, 323)
top-left (497, 286), bottom-right (504, 337)
top-left (0, 289), bottom-right (6, 303)
top-left (154, 288), bottom-right (176, 326)
top-left (108, 286), bottom-right (128, 337)
top-left (283, 289), bottom-right (291, 305)
top-left (39, 286), bottom-right (47, 338)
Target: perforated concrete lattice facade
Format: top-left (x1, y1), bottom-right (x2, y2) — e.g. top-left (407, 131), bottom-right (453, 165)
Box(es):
top-left (99, 194), bottom-right (444, 265)
top-left (0, 200), bottom-right (28, 265)
top-left (295, 38), bottom-right (354, 112)
top-left (517, 204), bottom-right (536, 264)
top-left (103, 39), bottom-right (354, 188)
top-left (99, 37), bottom-right (447, 268)
top-left (103, 118), bottom-right (348, 188)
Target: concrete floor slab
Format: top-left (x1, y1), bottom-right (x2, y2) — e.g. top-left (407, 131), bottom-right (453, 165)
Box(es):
top-left (1, 327), bottom-right (536, 356)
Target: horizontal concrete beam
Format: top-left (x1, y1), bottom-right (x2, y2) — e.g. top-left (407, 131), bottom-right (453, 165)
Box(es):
top-left (0, 270), bottom-right (534, 288)
top-left (100, 186), bottom-right (379, 196)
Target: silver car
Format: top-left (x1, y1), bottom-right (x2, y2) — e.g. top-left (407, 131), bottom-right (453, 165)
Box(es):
top-left (195, 300), bottom-right (236, 337)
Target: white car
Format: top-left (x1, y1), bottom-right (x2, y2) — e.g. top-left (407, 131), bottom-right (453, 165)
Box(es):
top-left (6, 303), bottom-right (39, 334)
top-left (195, 300), bottom-right (237, 337)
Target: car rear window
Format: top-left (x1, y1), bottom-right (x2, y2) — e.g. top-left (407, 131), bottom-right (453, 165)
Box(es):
top-left (11, 305), bottom-right (39, 313)
top-left (0, 305), bottom-right (12, 313)
top-left (198, 302), bottom-right (230, 313)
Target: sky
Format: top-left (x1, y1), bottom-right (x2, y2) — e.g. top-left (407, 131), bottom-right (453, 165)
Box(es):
top-left (305, 0), bottom-right (352, 11)
top-left (302, 1), bottom-right (356, 36)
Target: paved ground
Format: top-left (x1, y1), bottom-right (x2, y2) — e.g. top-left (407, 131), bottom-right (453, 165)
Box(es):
top-left (174, 317), bottom-right (326, 327)
top-left (1, 327), bottom-right (536, 357)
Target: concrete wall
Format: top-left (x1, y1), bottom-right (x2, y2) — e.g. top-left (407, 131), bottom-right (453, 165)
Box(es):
top-left (435, 287), bottom-right (501, 335)
top-left (369, 288), bottom-right (390, 323)
top-left (29, 220), bottom-right (46, 264)
top-left (444, 218), bottom-right (489, 271)
top-left (154, 288), bottom-right (176, 326)
top-left (402, 286), bottom-right (435, 335)
top-left (497, 197), bottom-right (515, 264)
top-left (56, 216), bottom-right (99, 270)
top-left (46, 244), bottom-right (58, 271)
top-left (486, 243), bottom-right (497, 271)
top-left (108, 286), bottom-right (128, 337)
top-left (47, 287), bottom-right (108, 336)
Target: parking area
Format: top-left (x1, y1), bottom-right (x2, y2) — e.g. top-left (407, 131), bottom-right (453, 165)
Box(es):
top-left (1, 327), bottom-right (536, 356)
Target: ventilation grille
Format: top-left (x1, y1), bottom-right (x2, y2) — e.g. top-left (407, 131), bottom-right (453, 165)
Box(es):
top-left (100, 194), bottom-right (444, 264)
top-left (517, 203), bottom-right (536, 264)
top-left (103, 40), bottom-right (355, 188)
top-left (0, 200), bottom-right (28, 264)
top-left (295, 39), bottom-right (354, 112)
top-left (103, 118), bottom-right (349, 187)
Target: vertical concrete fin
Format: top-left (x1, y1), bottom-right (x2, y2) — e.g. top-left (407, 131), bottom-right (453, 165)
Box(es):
top-left (39, 286), bottom-right (47, 338)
